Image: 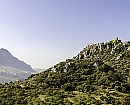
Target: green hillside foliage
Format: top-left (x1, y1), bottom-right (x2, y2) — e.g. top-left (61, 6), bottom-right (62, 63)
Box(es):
top-left (0, 38), bottom-right (130, 105)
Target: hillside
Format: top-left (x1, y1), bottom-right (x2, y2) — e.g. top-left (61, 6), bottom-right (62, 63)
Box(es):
top-left (0, 38), bottom-right (130, 105)
top-left (0, 48), bottom-right (35, 84)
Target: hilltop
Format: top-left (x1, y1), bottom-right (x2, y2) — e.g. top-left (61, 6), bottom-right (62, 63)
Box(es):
top-left (0, 38), bottom-right (130, 105)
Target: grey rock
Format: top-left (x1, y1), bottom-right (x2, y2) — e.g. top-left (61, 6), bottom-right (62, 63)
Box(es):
top-left (113, 37), bottom-right (121, 45)
top-left (110, 45), bottom-right (119, 54)
top-left (98, 43), bottom-right (105, 51)
top-left (111, 48), bottom-right (115, 54)
top-left (93, 62), bottom-right (99, 68)
top-left (127, 47), bottom-right (130, 51)
top-left (63, 62), bottom-right (71, 72)
top-left (115, 54), bottom-right (123, 60)
top-left (79, 54), bottom-right (84, 59)
top-left (51, 66), bottom-right (57, 72)
top-left (83, 52), bottom-right (87, 58)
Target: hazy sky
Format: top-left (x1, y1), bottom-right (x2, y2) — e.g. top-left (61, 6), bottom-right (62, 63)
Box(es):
top-left (0, 0), bottom-right (130, 69)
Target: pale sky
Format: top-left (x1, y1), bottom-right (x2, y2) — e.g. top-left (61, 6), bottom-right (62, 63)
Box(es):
top-left (0, 0), bottom-right (130, 69)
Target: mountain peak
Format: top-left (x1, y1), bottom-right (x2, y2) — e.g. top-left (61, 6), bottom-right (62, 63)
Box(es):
top-left (0, 48), bottom-right (34, 72)
top-left (0, 48), bottom-right (10, 52)
top-left (0, 48), bottom-right (11, 55)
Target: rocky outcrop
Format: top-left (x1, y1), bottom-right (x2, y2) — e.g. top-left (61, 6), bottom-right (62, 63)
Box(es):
top-left (74, 37), bottom-right (130, 60)
top-left (63, 62), bottom-right (71, 72)
top-left (127, 46), bottom-right (130, 51)
top-left (48, 37), bottom-right (130, 79)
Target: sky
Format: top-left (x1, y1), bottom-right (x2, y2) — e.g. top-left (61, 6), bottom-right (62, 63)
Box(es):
top-left (0, 0), bottom-right (130, 69)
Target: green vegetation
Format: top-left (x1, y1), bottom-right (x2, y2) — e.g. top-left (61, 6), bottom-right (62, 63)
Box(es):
top-left (0, 38), bottom-right (130, 104)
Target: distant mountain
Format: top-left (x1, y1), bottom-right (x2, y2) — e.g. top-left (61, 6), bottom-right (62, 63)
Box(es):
top-left (0, 48), bottom-right (35, 84)
top-left (0, 48), bottom-right (34, 72)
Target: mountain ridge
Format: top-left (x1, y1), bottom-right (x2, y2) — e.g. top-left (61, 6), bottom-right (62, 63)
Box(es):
top-left (0, 48), bottom-right (34, 72)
